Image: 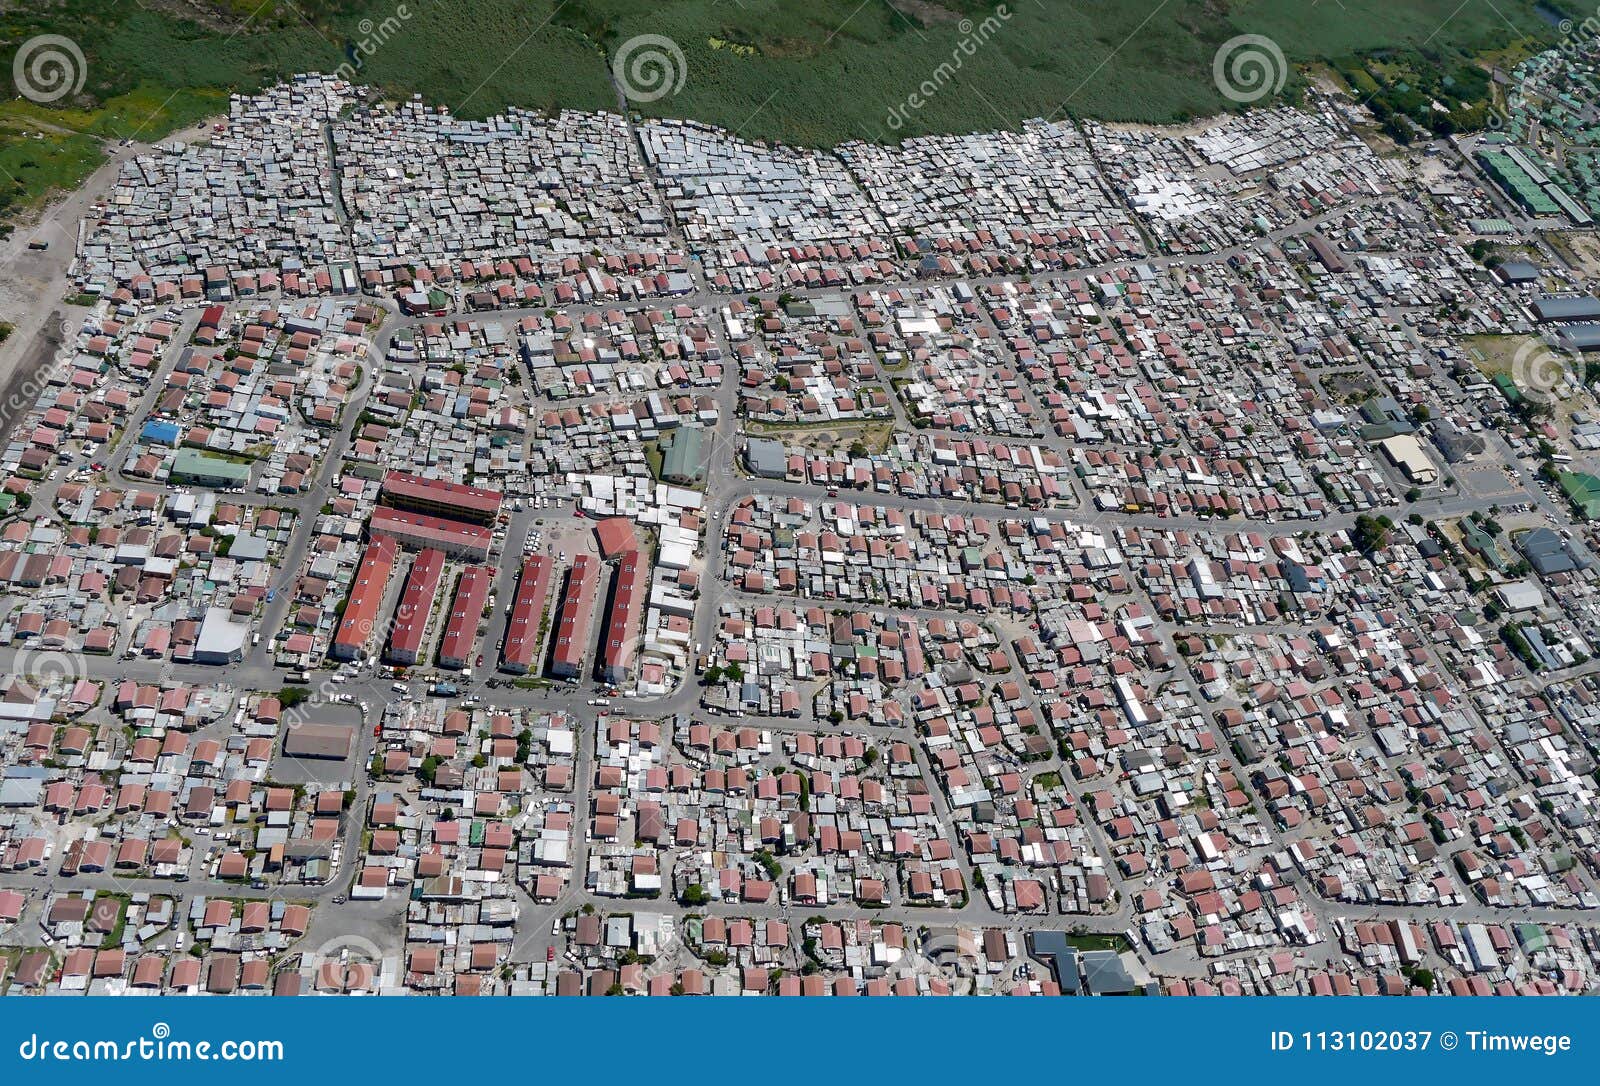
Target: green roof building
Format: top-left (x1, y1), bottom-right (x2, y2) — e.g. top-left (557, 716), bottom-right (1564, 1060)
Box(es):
top-left (1559, 470), bottom-right (1600, 520)
top-left (659, 426), bottom-right (705, 486)
top-left (171, 449), bottom-right (252, 489)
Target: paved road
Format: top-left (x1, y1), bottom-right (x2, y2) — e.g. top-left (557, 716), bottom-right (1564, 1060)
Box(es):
top-left (3, 124), bottom-right (1595, 984)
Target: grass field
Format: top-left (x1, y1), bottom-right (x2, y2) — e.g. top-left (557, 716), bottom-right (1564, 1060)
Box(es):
top-left (0, 0), bottom-right (1565, 226)
top-left (341, 0), bottom-right (1558, 141)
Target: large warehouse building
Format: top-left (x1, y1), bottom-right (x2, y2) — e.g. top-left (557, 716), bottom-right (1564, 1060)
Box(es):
top-left (171, 449), bottom-right (252, 489)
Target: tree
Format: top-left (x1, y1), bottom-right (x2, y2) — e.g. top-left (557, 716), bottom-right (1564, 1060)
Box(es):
top-left (1352, 514), bottom-right (1390, 554)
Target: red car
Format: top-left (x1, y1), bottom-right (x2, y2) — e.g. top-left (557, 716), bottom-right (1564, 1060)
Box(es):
top-left (546, 947), bottom-right (555, 962)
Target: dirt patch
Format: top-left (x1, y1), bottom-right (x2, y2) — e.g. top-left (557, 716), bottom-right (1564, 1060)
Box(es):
top-left (0, 311), bottom-right (63, 447)
top-left (1320, 371), bottom-right (1378, 406)
top-left (123, 1), bottom-right (245, 33)
top-left (1544, 230), bottom-right (1600, 279)
top-left (1466, 333), bottom-right (1598, 440)
top-left (887, 1), bottom-right (964, 28)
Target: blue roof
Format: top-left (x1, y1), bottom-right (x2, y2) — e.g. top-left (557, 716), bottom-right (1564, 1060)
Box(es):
top-left (141, 420), bottom-right (180, 446)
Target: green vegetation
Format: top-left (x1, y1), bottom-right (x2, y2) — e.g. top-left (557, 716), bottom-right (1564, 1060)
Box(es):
top-left (752, 847), bottom-right (782, 881)
top-left (1401, 964), bottom-right (1436, 991)
top-left (0, 2), bottom-right (327, 224)
top-left (1066, 931), bottom-right (1131, 953)
top-left (1501, 620), bottom-right (1542, 671)
top-left (642, 438), bottom-right (665, 483)
top-left (0, 0), bottom-right (1557, 217)
top-left (0, 122), bottom-right (102, 227)
top-left (531, 0), bottom-right (1553, 144)
top-left (1332, 46), bottom-right (1498, 143)
top-left (1352, 514), bottom-right (1394, 554)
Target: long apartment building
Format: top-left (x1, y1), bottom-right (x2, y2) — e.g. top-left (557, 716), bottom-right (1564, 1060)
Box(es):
top-left (500, 554), bottom-right (552, 675)
top-left (600, 550), bottom-right (645, 685)
top-left (330, 537), bottom-right (397, 662)
top-left (369, 506), bottom-right (492, 563)
top-left (550, 555), bottom-right (597, 680)
top-left (438, 565), bottom-right (492, 671)
top-left (380, 470), bottom-right (503, 525)
top-left (384, 548), bottom-right (444, 666)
